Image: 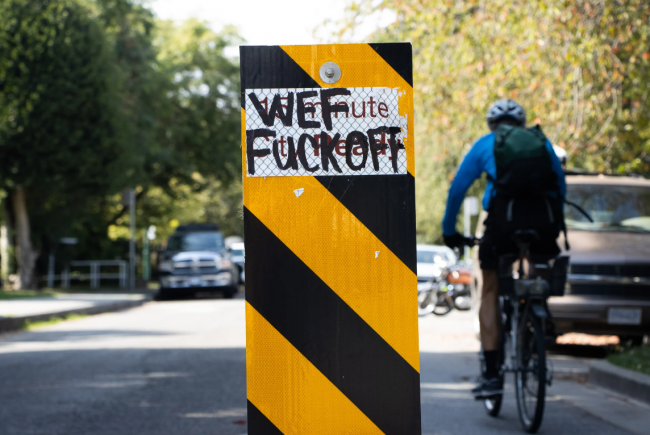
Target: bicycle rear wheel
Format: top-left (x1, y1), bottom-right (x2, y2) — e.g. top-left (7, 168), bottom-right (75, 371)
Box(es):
top-left (515, 310), bottom-right (546, 433)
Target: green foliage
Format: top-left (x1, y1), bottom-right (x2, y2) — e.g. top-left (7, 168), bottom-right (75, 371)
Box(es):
top-left (117, 177), bottom-right (243, 245)
top-left (336, 0), bottom-right (650, 242)
top-left (0, 0), bottom-right (125, 193)
top-left (608, 344), bottom-right (650, 375)
top-left (116, 19), bottom-right (244, 248)
top-left (0, 289), bottom-right (58, 300)
top-left (24, 313), bottom-right (87, 330)
top-left (155, 20), bottom-right (242, 185)
top-left (0, 0), bottom-right (243, 282)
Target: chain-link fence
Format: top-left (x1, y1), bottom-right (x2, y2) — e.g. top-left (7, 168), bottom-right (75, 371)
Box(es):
top-left (244, 87), bottom-right (408, 177)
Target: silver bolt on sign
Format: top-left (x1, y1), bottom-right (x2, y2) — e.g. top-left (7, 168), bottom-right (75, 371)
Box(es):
top-left (319, 61), bottom-right (341, 84)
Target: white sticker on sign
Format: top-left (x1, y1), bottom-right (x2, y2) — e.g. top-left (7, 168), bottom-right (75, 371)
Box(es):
top-left (244, 87), bottom-right (407, 177)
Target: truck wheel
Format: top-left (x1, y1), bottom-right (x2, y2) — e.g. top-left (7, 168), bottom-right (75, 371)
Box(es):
top-left (155, 289), bottom-right (170, 301)
top-left (223, 287), bottom-right (238, 299)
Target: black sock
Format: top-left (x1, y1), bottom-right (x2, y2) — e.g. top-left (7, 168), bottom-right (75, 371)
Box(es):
top-left (484, 350), bottom-right (499, 378)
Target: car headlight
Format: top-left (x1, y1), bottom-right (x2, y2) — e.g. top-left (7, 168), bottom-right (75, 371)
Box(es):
top-left (159, 260), bottom-right (173, 272)
top-left (220, 259), bottom-right (232, 268)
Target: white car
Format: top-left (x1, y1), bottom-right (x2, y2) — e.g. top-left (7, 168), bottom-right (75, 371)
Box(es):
top-left (228, 242), bottom-right (245, 283)
top-left (416, 244), bottom-right (457, 283)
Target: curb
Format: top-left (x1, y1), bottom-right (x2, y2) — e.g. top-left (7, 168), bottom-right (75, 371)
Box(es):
top-left (589, 359), bottom-right (650, 405)
top-left (0, 297), bottom-right (150, 333)
top-left (553, 367), bottom-right (589, 383)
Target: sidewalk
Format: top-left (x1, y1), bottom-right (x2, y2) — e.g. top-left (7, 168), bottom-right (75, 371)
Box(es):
top-left (552, 378), bottom-right (650, 435)
top-left (590, 359), bottom-right (650, 405)
top-left (0, 293), bottom-right (149, 333)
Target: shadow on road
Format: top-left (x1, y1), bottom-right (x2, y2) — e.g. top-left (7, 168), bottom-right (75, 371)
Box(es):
top-left (0, 347), bottom-right (247, 435)
top-left (0, 306), bottom-right (626, 435)
top-left (419, 351), bottom-right (627, 435)
top-left (3, 329), bottom-right (174, 343)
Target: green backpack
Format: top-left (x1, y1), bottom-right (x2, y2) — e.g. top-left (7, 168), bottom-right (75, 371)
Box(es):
top-left (494, 125), bottom-right (556, 196)
top-left (490, 125), bottom-right (564, 249)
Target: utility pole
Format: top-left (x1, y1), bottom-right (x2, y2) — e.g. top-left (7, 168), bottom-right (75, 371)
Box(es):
top-left (1, 225), bottom-right (8, 287)
top-left (129, 189), bottom-right (136, 290)
top-left (47, 251), bottom-right (55, 288)
top-left (143, 225), bottom-right (156, 282)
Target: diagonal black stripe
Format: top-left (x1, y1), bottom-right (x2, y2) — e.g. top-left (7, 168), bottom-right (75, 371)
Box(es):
top-left (240, 46), bottom-right (321, 108)
top-left (315, 174), bottom-right (417, 274)
top-left (244, 207), bottom-right (421, 435)
top-left (247, 400), bottom-right (284, 435)
top-left (368, 42), bottom-right (413, 87)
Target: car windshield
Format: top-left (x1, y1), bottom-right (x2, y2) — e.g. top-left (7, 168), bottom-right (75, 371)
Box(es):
top-left (565, 184), bottom-right (650, 232)
top-left (167, 232), bottom-right (225, 251)
top-left (417, 249), bottom-right (456, 265)
top-left (231, 249), bottom-right (244, 256)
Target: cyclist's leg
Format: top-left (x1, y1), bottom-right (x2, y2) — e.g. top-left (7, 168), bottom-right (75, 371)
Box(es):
top-left (478, 215), bottom-right (501, 377)
top-left (473, 268), bottom-right (503, 397)
top-left (480, 269), bottom-right (501, 374)
top-left (480, 269), bottom-right (500, 350)
top-left (474, 218), bottom-right (504, 397)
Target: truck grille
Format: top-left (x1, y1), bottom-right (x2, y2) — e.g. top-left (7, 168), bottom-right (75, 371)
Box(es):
top-left (569, 264), bottom-right (650, 278)
top-left (173, 259), bottom-right (218, 269)
top-left (568, 284), bottom-right (650, 299)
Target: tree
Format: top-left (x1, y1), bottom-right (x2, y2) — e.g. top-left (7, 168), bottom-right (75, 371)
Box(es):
top-left (0, 0), bottom-right (243, 287)
top-left (335, 0), bottom-right (650, 242)
top-left (154, 20), bottom-right (242, 186)
top-left (0, 0), bottom-right (125, 288)
top-left (106, 19), bottom-right (244, 249)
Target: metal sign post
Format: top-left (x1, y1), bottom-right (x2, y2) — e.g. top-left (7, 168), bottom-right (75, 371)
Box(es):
top-left (128, 189), bottom-right (136, 290)
top-left (241, 43), bottom-right (420, 435)
top-left (142, 225), bottom-right (156, 282)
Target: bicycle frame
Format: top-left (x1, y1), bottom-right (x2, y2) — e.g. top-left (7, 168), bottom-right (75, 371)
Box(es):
top-left (501, 296), bottom-right (547, 375)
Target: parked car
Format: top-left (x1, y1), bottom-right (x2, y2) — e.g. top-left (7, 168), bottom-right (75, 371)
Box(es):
top-left (471, 173), bottom-right (650, 344)
top-left (228, 242), bottom-right (245, 284)
top-left (157, 224), bottom-right (239, 299)
top-left (417, 245), bottom-right (472, 311)
top-left (417, 244), bottom-right (457, 281)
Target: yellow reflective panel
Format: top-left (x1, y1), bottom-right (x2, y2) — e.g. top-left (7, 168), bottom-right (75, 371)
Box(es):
top-left (280, 44), bottom-right (415, 176)
top-left (243, 176), bottom-right (420, 372)
top-left (246, 303), bottom-right (384, 435)
top-left (280, 44), bottom-right (410, 89)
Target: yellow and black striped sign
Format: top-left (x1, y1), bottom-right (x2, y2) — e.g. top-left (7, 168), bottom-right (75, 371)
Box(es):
top-left (241, 43), bottom-right (420, 435)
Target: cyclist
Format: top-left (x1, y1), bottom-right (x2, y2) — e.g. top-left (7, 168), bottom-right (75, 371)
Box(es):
top-left (441, 100), bottom-right (566, 398)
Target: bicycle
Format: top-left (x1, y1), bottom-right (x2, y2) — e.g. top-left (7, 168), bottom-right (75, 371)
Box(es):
top-left (417, 262), bottom-right (472, 317)
top-left (475, 231), bottom-right (568, 433)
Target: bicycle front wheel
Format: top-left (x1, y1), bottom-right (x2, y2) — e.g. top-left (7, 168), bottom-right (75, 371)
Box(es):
top-left (417, 290), bottom-right (435, 316)
top-left (432, 297), bottom-right (453, 316)
top-left (515, 310), bottom-right (546, 433)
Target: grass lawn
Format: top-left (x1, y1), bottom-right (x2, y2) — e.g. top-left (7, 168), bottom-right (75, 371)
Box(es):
top-left (23, 313), bottom-right (88, 330)
top-left (0, 290), bottom-right (59, 300)
top-left (608, 344), bottom-right (650, 376)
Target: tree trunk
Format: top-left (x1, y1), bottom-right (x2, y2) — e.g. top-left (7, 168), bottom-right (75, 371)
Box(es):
top-left (12, 187), bottom-right (39, 289)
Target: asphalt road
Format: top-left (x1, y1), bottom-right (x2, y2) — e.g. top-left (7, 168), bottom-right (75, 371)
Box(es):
top-left (0, 292), bottom-right (640, 435)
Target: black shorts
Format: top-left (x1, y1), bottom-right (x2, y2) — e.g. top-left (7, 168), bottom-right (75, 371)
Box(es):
top-left (478, 212), bottom-right (560, 271)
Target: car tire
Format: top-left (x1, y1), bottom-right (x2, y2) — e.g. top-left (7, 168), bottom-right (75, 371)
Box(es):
top-left (223, 287), bottom-right (238, 299)
top-left (155, 289), bottom-right (171, 301)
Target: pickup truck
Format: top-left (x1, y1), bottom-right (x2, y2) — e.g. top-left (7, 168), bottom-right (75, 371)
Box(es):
top-left (157, 224), bottom-right (239, 299)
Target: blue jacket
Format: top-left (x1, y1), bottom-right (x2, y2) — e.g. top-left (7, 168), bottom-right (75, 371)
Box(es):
top-left (442, 132), bottom-right (566, 236)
